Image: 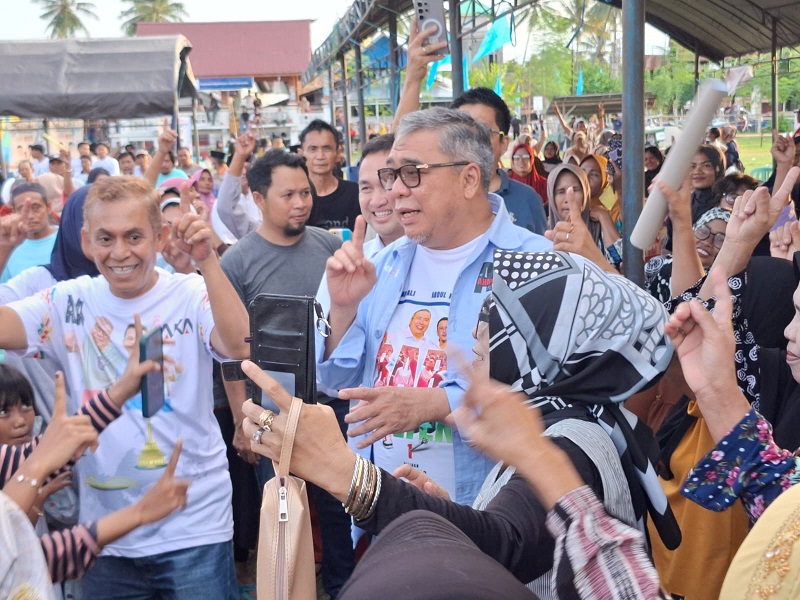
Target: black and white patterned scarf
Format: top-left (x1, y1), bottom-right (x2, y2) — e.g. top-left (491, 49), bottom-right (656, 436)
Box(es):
top-left (489, 250), bottom-right (681, 550)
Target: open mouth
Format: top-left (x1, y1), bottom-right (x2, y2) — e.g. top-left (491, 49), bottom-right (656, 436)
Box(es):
top-left (109, 266), bottom-right (136, 275)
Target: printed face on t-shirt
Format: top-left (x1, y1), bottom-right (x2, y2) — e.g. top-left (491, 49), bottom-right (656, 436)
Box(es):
top-left (82, 196), bottom-right (167, 300)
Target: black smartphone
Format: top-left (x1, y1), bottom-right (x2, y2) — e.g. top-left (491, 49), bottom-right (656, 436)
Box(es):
top-left (140, 326), bottom-right (165, 418)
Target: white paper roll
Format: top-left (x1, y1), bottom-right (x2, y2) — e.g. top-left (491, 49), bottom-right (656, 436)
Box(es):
top-left (630, 78), bottom-right (728, 250)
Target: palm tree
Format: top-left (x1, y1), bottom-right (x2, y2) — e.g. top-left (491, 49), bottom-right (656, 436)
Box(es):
top-left (33, 0), bottom-right (98, 39)
top-left (120, 0), bottom-right (189, 37)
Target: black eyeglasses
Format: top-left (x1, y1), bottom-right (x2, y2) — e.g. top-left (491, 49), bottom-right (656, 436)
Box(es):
top-left (377, 162), bottom-right (470, 191)
top-left (694, 225), bottom-right (726, 249)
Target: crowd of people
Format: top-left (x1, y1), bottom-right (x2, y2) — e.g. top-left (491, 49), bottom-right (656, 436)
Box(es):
top-left (3, 20), bottom-right (800, 600)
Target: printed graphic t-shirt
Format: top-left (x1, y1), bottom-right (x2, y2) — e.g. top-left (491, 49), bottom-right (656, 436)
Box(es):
top-left (371, 235), bottom-right (485, 497)
top-left (8, 268), bottom-right (232, 558)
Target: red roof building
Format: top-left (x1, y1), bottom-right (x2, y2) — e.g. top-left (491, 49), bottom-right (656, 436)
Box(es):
top-left (136, 20), bottom-right (312, 79)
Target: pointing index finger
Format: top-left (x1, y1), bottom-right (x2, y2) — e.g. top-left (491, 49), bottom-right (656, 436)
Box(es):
top-left (179, 182), bottom-right (192, 214)
top-left (164, 438), bottom-right (183, 477)
top-left (565, 187), bottom-right (583, 223)
top-left (53, 371), bottom-right (67, 419)
top-left (241, 360), bottom-right (293, 412)
top-left (351, 215), bottom-right (368, 253)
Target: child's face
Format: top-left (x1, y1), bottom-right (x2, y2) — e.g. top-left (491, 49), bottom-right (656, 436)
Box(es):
top-left (0, 403), bottom-right (35, 445)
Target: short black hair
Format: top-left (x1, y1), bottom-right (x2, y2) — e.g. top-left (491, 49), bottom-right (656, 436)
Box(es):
top-left (359, 134), bottom-right (394, 166)
top-left (708, 127), bottom-right (721, 138)
top-left (118, 151), bottom-right (134, 162)
top-left (713, 173), bottom-right (759, 197)
top-left (165, 151), bottom-right (176, 165)
top-left (644, 146), bottom-right (664, 164)
top-left (451, 87), bottom-right (512, 135)
top-left (0, 364), bottom-right (34, 414)
top-left (299, 119), bottom-right (338, 146)
top-left (246, 149), bottom-right (310, 196)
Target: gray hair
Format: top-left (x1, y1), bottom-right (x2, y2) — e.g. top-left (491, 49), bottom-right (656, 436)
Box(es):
top-left (395, 108), bottom-right (493, 191)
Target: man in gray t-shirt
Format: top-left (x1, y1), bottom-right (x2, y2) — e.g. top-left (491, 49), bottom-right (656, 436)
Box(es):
top-left (218, 149), bottom-right (352, 598)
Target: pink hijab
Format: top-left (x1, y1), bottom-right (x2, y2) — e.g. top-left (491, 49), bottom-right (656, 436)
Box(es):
top-left (189, 168), bottom-right (215, 211)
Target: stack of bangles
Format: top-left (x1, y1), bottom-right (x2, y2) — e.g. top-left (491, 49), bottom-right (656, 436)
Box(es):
top-left (343, 455), bottom-right (382, 521)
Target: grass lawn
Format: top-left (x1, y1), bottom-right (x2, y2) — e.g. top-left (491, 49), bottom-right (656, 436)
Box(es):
top-left (736, 133), bottom-right (774, 174)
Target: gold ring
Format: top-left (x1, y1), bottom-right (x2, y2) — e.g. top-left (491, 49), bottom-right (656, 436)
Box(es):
top-left (258, 410), bottom-right (276, 429)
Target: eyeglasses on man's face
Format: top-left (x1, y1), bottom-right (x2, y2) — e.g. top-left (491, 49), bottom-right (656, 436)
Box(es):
top-left (377, 162), bottom-right (470, 191)
top-left (694, 225), bottom-right (726, 249)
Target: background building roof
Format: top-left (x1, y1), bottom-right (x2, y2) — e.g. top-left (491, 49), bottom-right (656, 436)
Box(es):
top-left (137, 20), bottom-right (311, 78)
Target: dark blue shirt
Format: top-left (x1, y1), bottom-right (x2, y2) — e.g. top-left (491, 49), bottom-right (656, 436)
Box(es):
top-left (494, 169), bottom-right (548, 235)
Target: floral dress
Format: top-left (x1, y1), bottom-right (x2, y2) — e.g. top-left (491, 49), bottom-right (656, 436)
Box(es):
top-left (682, 406), bottom-right (800, 522)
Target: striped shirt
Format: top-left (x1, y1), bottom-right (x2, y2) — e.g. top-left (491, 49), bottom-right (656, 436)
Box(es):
top-left (547, 486), bottom-right (669, 600)
top-left (1, 391), bottom-right (121, 582)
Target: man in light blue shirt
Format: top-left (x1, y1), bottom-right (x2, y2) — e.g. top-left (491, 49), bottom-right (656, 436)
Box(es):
top-left (0, 182), bottom-right (58, 283)
top-left (317, 108), bottom-right (551, 504)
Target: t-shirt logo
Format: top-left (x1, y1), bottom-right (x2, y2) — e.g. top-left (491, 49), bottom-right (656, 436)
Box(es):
top-left (474, 261), bottom-right (493, 293)
top-left (65, 294), bottom-right (84, 325)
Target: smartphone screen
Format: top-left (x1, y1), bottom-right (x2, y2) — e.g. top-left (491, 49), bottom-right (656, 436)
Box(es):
top-left (140, 326), bottom-right (165, 418)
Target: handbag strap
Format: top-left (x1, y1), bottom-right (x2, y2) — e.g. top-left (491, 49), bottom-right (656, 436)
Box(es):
top-left (277, 396), bottom-right (302, 478)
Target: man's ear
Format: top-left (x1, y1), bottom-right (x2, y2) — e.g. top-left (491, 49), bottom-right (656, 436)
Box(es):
top-left (155, 223), bottom-right (170, 253)
top-left (500, 132), bottom-right (510, 155)
top-left (462, 163), bottom-right (484, 201)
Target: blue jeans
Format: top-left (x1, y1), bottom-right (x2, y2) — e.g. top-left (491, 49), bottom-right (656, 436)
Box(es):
top-left (82, 541), bottom-right (237, 600)
top-left (255, 394), bottom-right (355, 599)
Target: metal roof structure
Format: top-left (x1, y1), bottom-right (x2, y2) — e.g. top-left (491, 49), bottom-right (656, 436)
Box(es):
top-left (605, 0), bottom-right (800, 62)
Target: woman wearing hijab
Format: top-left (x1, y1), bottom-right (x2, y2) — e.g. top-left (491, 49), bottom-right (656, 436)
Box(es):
top-left (645, 207), bottom-right (731, 304)
top-left (689, 145), bottom-right (726, 223)
top-left (580, 153), bottom-right (621, 231)
top-left (239, 251), bottom-right (678, 599)
top-left (189, 169), bottom-right (216, 211)
top-left (508, 142), bottom-right (549, 205)
top-left (547, 163), bottom-right (622, 271)
top-left (644, 146), bottom-right (664, 196)
top-left (541, 141), bottom-right (561, 174)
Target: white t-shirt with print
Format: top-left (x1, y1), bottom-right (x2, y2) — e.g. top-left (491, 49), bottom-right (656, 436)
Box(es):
top-left (8, 268), bottom-right (232, 558)
top-left (371, 235), bottom-right (484, 498)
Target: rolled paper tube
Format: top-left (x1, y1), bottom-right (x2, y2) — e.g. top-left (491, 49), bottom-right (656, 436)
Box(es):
top-left (631, 78), bottom-right (728, 250)
top-left (42, 133), bottom-right (68, 151)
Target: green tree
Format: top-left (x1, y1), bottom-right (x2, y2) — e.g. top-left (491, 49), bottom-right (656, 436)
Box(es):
top-left (645, 43), bottom-right (696, 114)
top-left (120, 0), bottom-right (188, 36)
top-left (33, 0), bottom-right (98, 39)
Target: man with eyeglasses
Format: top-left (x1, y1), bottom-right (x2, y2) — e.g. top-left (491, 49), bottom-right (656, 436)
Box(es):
top-left (392, 29), bottom-right (547, 235)
top-left (317, 108), bottom-right (551, 505)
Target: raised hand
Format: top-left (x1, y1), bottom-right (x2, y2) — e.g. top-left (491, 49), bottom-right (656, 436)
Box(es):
top-left (663, 269), bottom-right (750, 441)
top-left (769, 220), bottom-right (800, 261)
top-left (158, 121), bottom-right (179, 155)
top-left (171, 183), bottom-right (215, 264)
top-left (405, 20), bottom-right (449, 83)
top-left (239, 361), bottom-right (356, 500)
top-left (659, 173), bottom-right (693, 225)
top-left (545, 187), bottom-right (610, 269)
top-left (725, 167), bottom-right (800, 247)
top-left (326, 216), bottom-right (377, 310)
top-left (771, 129), bottom-right (796, 166)
top-left (34, 372), bottom-right (99, 474)
top-left (134, 440), bottom-right (190, 524)
top-left (0, 212), bottom-right (27, 252)
top-left (235, 129), bottom-right (257, 157)
top-left (106, 314), bottom-right (162, 409)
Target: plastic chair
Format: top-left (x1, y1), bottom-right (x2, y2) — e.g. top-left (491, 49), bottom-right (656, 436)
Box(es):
top-left (750, 165), bottom-right (773, 182)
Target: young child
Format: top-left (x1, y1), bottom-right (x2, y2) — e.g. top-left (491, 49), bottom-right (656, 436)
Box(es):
top-left (0, 364), bottom-right (72, 525)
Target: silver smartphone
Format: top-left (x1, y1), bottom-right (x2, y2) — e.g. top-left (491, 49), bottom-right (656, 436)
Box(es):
top-left (415, 0), bottom-right (450, 54)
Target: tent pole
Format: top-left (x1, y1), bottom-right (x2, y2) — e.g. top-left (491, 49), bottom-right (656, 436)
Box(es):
top-left (355, 44), bottom-right (367, 154)
top-left (621, 0), bottom-right (645, 286)
top-left (192, 96), bottom-right (200, 157)
top-left (450, 0), bottom-right (464, 97)
top-left (340, 53), bottom-right (352, 168)
top-left (389, 12), bottom-right (399, 114)
top-left (771, 17), bottom-right (779, 133)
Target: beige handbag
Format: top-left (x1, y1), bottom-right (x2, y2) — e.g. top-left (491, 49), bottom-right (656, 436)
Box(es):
top-left (257, 396), bottom-right (316, 600)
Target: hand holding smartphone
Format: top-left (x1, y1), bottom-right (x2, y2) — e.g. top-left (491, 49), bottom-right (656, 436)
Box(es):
top-left (140, 326), bottom-right (165, 418)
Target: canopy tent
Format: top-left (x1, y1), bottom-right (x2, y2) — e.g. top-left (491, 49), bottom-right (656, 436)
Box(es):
top-left (0, 35), bottom-right (196, 120)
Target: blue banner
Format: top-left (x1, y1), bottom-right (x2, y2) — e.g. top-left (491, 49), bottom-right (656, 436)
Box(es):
top-left (198, 77), bottom-right (255, 91)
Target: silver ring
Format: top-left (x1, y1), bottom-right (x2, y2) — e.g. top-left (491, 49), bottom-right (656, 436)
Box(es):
top-left (565, 232), bottom-right (571, 241)
top-left (252, 426), bottom-right (269, 445)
